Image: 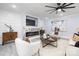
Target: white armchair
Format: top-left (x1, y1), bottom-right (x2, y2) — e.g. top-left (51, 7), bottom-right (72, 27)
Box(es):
top-left (15, 37), bottom-right (41, 56)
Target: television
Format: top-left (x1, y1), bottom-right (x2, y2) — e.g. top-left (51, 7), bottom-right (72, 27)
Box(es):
top-left (26, 19), bottom-right (35, 26)
top-left (26, 16), bottom-right (37, 26)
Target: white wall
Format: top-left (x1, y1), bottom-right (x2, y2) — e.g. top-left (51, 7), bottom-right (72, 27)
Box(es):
top-left (38, 18), bottom-right (44, 28)
top-left (44, 14), bottom-right (79, 37)
top-left (0, 9), bottom-right (26, 44)
top-left (43, 18), bottom-right (53, 34)
top-left (59, 14), bottom-right (79, 36)
top-left (0, 9), bottom-right (44, 44)
top-left (1, 8), bottom-right (79, 44)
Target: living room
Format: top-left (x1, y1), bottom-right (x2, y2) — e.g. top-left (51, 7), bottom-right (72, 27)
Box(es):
top-left (0, 2), bottom-right (79, 56)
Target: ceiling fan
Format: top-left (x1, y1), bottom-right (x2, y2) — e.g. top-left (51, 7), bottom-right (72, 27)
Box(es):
top-left (45, 3), bottom-right (76, 14)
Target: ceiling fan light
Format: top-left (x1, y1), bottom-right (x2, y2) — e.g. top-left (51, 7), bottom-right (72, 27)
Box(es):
top-left (58, 9), bottom-right (61, 11)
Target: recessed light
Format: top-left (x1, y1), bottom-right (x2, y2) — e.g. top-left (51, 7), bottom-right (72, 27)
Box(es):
top-left (12, 4), bottom-right (16, 8)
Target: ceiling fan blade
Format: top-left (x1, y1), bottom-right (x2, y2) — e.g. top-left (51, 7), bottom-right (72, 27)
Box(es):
top-left (45, 5), bottom-right (56, 8)
top-left (48, 9), bottom-right (57, 14)
top-left (46, 9), bottom-right (54, 12)
top-left (63, 6), bottom-right (75, 9)
top-left (57, 3), bottom-right (61, 6)
top-left (64, 3), bottom-right (74, 7)
top-left (62, 3), bottom-right (67, 6)
top-left (61, 9), bottom-right (66, 12)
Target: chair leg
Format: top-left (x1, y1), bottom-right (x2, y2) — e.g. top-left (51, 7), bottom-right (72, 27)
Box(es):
top-left (38, 49), bottom-right (40, 56)
top-left (32, 49), bottom-right (40, 56)
top-left (2, 41), bottom-right (4, 45)
top-left (55, 41), bottom-right (57, 47)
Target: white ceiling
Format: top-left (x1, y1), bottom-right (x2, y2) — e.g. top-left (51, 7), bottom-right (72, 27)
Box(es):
top-left (0, 3), bottom-right (79, 18)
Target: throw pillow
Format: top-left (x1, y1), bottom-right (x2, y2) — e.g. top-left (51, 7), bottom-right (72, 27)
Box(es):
top-left (72, 35), bottom-right (79, 41)
top-left (75, 41), bottom-right (79, 47)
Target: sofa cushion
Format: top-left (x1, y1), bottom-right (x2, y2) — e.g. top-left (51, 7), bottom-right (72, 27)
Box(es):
top-left (15, 38), bottom-right (41, 56)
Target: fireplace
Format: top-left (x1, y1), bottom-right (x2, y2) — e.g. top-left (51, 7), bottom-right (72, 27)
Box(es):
top-left (26, 31), bottom-right (39, 37)
top-left (24, 27), bottom-right (40, 37)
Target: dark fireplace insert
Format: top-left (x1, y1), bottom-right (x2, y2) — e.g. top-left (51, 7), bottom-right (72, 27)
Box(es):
top-left (26, 31), bottom-right (39, 37)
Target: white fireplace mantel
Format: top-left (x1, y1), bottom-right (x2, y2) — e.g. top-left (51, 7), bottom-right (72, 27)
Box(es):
top-left (23, 26), bottom-right (41, 32)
